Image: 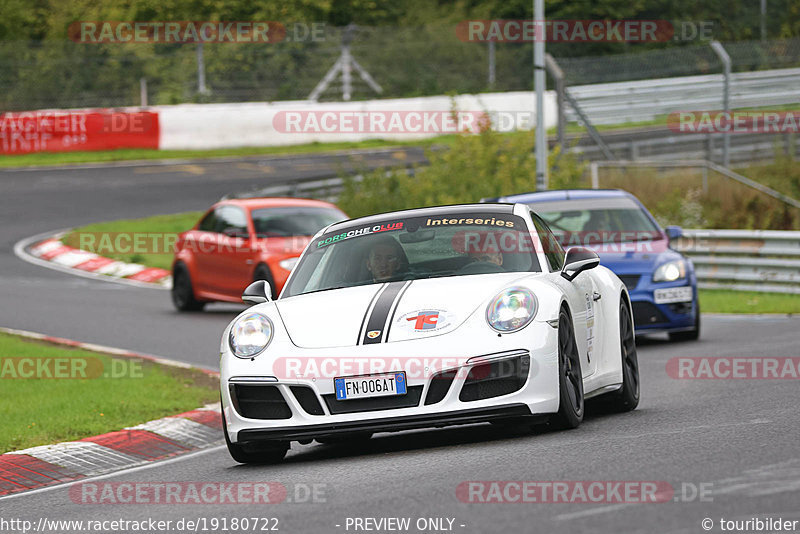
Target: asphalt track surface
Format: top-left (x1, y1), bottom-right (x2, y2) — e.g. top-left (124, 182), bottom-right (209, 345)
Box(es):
top-left (1, 150), bottom-right (799, 533)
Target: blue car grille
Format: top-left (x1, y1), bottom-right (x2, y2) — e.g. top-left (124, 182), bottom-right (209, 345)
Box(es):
top-left (618, 275), bottom-right (641, 291)
top-left (632, 301), bottom-right (669, 326)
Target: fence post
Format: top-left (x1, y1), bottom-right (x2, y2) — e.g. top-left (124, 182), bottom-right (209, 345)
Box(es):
top-left (706, 135), bottom-right (715, 163)
top-left (702, 164), bottom-right (709, 193)
top-left (630, 141), bottom-right (639, 160)
top-left (488, 41), bottom-right (496, 88)
top-left (710, 41), bottom-right (731, 167)
top-left (139, 78), bottom-right (147, 107)
top-left (196, 42), bottom-right (208, 95)
top-left (590, 162), bottom-right (599, 189)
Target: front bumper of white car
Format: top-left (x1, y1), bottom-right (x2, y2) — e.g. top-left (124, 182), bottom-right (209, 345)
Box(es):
top-left (221, 321), bottom-right (560, 444)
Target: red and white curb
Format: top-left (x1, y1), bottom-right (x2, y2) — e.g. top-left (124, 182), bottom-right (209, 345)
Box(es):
top-left (0, 327), bottom-right (221, 498)
top-left (14, 229), bottom-right (172, 290)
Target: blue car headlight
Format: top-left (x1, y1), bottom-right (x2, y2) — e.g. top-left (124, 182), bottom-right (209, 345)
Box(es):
top-left (486, 287), bottom-right (538, 332)
top-left (229, 313), bottom-right (273, 358)
top-left (653, 260), bottom-right (687, 283)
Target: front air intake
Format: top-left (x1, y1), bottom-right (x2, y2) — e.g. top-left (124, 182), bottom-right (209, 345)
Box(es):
top-left (230, 384), bottom-right (292, 420)
top-left (459, 355), bottom-right (530, 402)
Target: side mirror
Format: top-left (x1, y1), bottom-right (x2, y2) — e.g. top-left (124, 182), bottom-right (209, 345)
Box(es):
top-left (242, 280), bottom-right (272, 304)
top-left (665, 225), bottom-right (683, 241)
top-left (561, 247), bottom-right (600, 282)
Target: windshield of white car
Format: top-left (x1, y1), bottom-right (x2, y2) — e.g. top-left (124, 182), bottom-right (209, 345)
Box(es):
top-left (251, 207), bottom-right (346, 238)
top-left (282, 212), bottom-right (542, 298)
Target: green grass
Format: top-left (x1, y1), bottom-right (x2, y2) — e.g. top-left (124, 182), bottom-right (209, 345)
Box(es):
top-left (699, 289), bottom-right (800, 314)
top-left (62, 211), bottom-right (204, 272)
top-left (0, 137), bottom-right (454, 169)
top-left (0, 332), bottom-right (218, 453)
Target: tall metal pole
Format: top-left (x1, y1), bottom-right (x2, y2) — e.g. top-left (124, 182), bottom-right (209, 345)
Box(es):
top-left (342, 45), bottom-right (353, 101)
top-left (760, 0), bottom-right (767, 41)
top-left (545, 54), bottom-right (565, 149)
top-left (534, 0), bottom-right (548, 190)
top-left (711, 41), bottom-right (731, 167)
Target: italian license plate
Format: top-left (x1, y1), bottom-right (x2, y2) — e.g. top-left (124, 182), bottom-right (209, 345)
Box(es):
top-left (334, 372), bottom-right (407, 401)
top-left (654, 286), bottom-right (693, 304)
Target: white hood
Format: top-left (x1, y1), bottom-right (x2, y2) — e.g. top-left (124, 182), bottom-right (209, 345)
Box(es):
top-left (275, 273), bottom-right (533, 348)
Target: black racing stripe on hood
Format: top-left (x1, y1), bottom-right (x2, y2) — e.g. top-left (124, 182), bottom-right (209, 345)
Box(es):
top-left (356, 285), bottom-right (385, 345)
top-left (361, 281), bottom-right (406, 345)
top-left (384, 280), bottom-right (412, 342)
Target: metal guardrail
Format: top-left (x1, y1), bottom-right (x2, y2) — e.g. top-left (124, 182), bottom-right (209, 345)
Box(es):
top-left (565, 127), bottom-right (798, 165)
top-left (565, 68), bottom-right (800, 126)
top-left (676, 229), bottom-right (800, 294)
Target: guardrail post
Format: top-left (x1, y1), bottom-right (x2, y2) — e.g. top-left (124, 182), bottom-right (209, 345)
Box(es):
top-left (710, 41), bottom-right (731, 167)
top-left (590, 162), bottom-right (599, 189)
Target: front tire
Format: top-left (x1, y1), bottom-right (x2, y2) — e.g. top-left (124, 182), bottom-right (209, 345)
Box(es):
top-left (223, 410), bottom-right (288, 464)
top-left (171, 263), bottom-right (205, 312)
top-left (253, 264), bottom-right (276, 300)
top-left (550, 308), bottom-right (584, 429)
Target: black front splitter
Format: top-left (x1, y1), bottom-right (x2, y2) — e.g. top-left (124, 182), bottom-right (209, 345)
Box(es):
top-left (236, 403), bottom-right (540, 443)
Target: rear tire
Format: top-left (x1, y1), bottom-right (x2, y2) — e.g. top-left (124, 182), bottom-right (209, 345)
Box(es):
top-left (606, 298), bottom-right (640, 412)
top-left (550, 308), bottom-right (584, 430)
top-left (223, 410), bottom-right (288, 464)
top-left (171, 264), bottom-right (205, 312)
top-left (669, 302), bottom-right (700, 342)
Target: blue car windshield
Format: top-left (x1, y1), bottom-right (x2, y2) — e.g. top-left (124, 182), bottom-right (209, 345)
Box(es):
top-left (532, 201), bottom-right (661, 246)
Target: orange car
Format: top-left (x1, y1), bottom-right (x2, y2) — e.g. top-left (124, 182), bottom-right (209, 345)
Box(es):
top-left (171, 197), bottom-right (347, 311)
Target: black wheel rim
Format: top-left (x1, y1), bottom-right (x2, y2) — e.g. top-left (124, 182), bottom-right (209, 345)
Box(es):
top-left (559, 315), bottom-right (583, 414)
top-left (619, 303), bottom-right (639, 398)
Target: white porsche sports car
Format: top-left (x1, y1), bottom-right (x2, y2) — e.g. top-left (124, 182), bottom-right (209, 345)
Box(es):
top-left (220, 203), bottom-right (639, 463)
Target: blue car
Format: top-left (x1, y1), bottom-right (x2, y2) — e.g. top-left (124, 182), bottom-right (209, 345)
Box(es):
top-left (485, 189), bottom-right (700, 341)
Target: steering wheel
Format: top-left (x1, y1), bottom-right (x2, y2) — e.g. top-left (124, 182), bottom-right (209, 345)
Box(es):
top-left (456, 261), bottom-right (506, 275)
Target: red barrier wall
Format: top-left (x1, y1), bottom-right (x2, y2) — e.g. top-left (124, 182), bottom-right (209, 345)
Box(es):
top-left (0, 110), bottom-right (159, 154)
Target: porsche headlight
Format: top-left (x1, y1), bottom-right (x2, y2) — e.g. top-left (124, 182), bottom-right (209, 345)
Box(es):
top-left (486, 287), bottom-right (537, 332)
top-left (228, 313), bottom-right (273, 358)
top-left (653, 260), bottom-right (687, 283)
